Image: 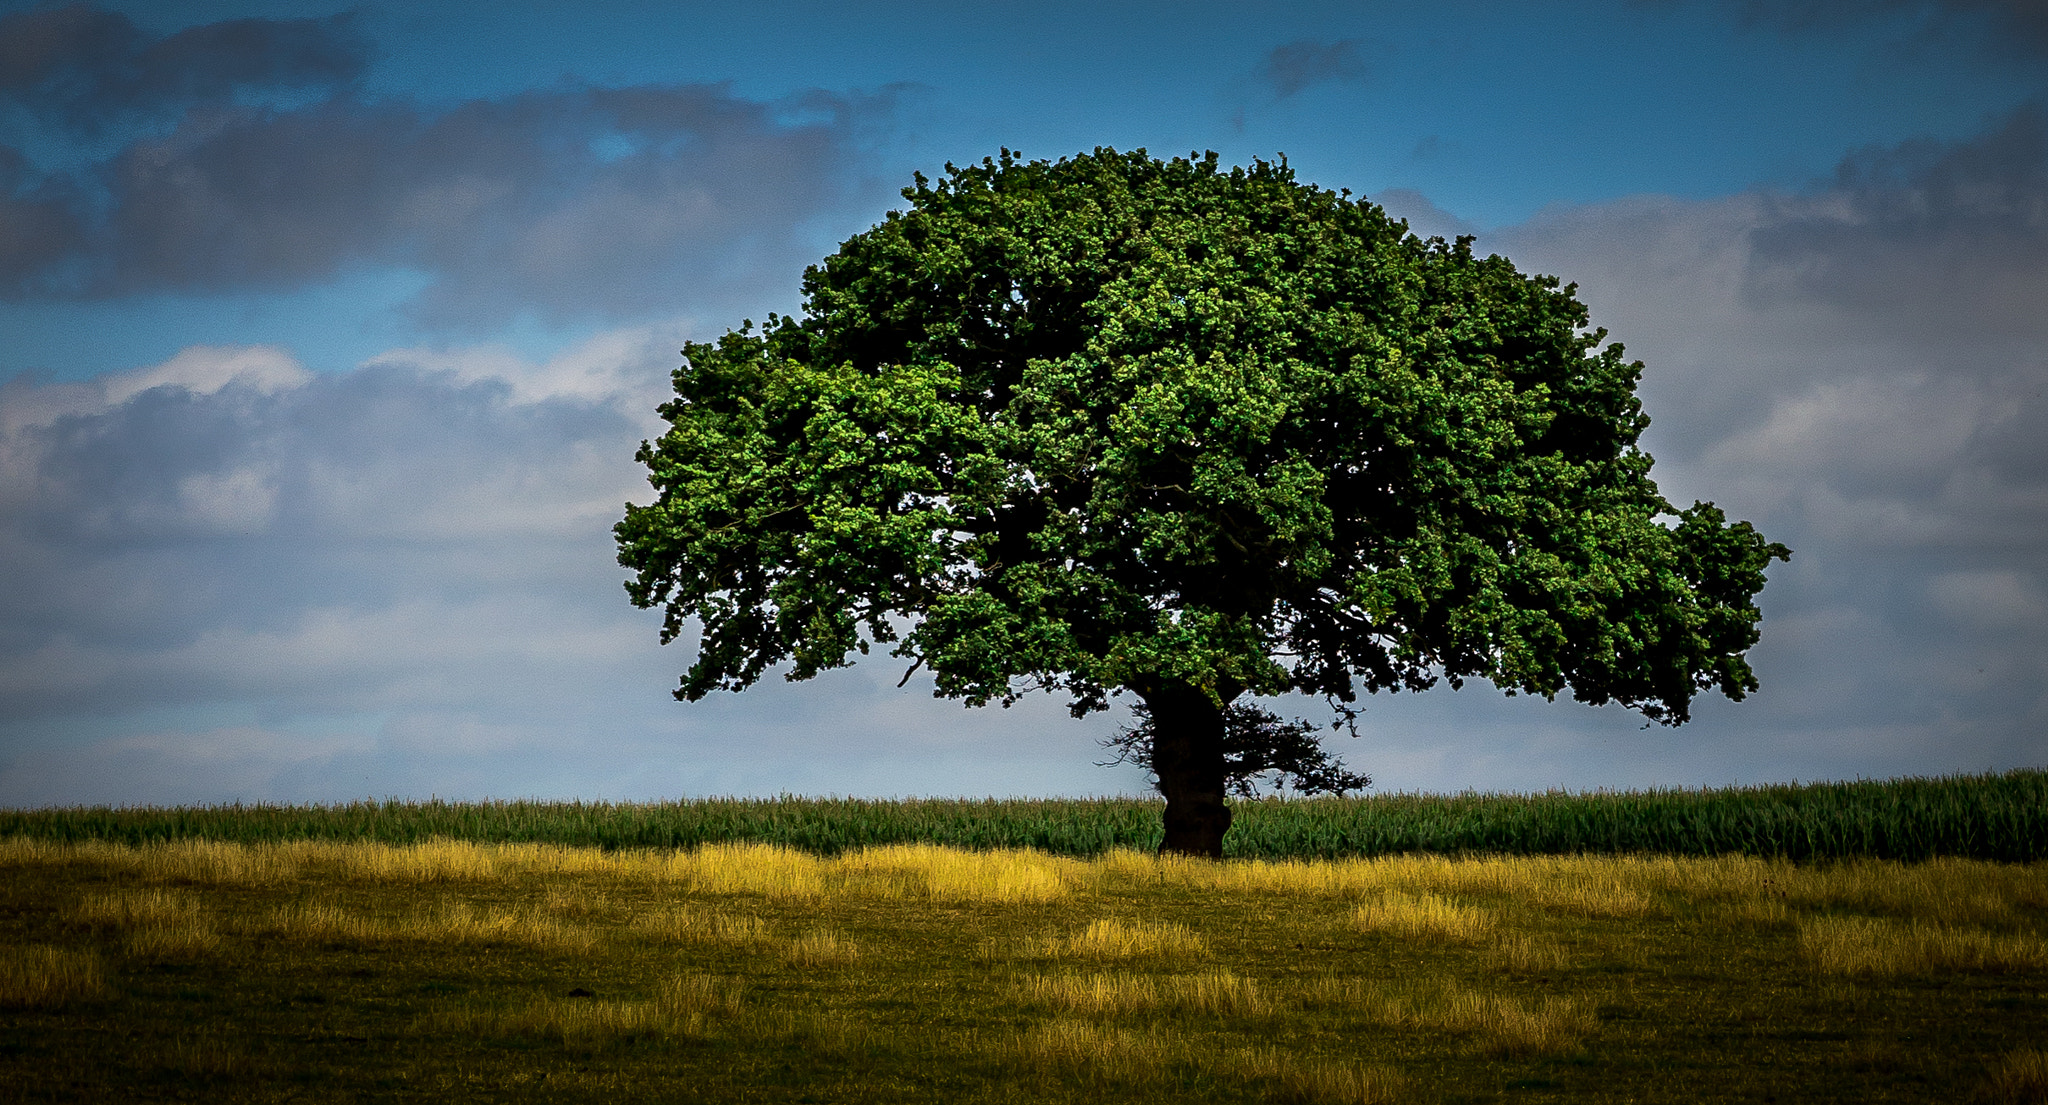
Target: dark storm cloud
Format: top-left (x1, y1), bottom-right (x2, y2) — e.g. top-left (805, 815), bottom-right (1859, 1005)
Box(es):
top-left (0, 6), bottom-right (890, 325)
top-left (1749, 103), bottom-right (2048, 335)
top-left (0, 4), bottom-right (367, 131)
top-left (1254, 39), bottom-right (1376, 99)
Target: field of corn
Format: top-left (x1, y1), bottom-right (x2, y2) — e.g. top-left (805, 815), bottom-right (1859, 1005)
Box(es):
top-left (2, 772), bottom-right (2045, 1103)
top-left (5, 770), bottom-right (2045, 861)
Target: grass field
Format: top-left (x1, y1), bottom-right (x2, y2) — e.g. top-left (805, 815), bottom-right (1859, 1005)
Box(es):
top-left (4, 834), bottom-right (2046, 1102)
top-left (4, 770), bottom-right (2044, 862)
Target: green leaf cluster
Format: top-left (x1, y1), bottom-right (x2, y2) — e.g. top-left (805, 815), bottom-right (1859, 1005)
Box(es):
top-left (616, 148), bottom-right (1788, 725)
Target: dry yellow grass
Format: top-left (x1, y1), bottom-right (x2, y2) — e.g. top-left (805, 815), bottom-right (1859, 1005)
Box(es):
top-left (1296, 977), bottom-right (1596, 1057)
top-left (433, 972), bottom-right (743, 1044)
top-left (70, 888), bottom-right (221, 959)
top-left (1980, 1047), bottom-right (2048, 1105)
top-left (1228, 1047), bottom-right (1406, 1105)
top-left (1010, 1018), bottom-right (1173, 1081)
top-left (1024, 972), bottom-right (1165, 1017)
top-left (21, 836), bottom-right (2040, 933)
top-left (631, 907), bottom-right (772, 948)
top-left (155, 1030), bottom-right (257, 1079)
top-left (782, 927), bottom-right (859, 968)
top-left (1033, 917), bottom-right (1208, 961)
top-left (1800, 915), bottom-right (2048, 976)
top-left (541, 885), bottom-right (618, 919)
top-left (251, 898), bottom-right (594, 951)
top-left (1489, 932), bottom-right (1574, 973)
top-left (1448, 989), bottom-right (1600, 1058)
top-left (1023, 971), bottom-right (1269, 1017)
top-left (408, 900), bottom-right (596, 951)
top-left (71, 888), bottom-right (206, 929)
top-left (667, 842), bottom-right (829, 899)
top-left (1351, 889), bottom-right (1495, 944)
top-left (0, 944), bottom-right (108, 1008)
top-left (840, 843), bottom-right (1075, 903)
top-left (1099, 851), bottom-right (1661, 918)
top-left (257, 901), bottom-right (388, 945)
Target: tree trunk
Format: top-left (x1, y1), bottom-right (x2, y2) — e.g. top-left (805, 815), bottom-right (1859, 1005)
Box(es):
top-left (1143, 683), bottom-right (1233, 858)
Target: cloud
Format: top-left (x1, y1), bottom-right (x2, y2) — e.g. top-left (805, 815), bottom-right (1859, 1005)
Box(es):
top-left (1373, 188), bottom-right (1481, 241)
top-left (0, 329), bottom-right (1140, 805)
top-left (1644, 0), bottom-right (2048, 58)
top-left (1467, 104), bottom-right (2048, 776)
top-left (1254, 39), bottom-right (1378, 100)
top-left (5, 96), bottom-right (2047, 805)
top-left (0, 5), bottom-right (368, 132)
top-left (0, 7), bottom-right (895, 328)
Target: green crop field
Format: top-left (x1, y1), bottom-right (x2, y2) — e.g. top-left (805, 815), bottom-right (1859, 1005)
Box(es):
top-left (5, 770), bottom-right (2045, 861)
top-left (3, 773), bottom-right (2045, 1102)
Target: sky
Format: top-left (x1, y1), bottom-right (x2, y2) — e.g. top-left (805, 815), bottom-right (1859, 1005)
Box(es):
top-left (1, 0), bottom-right (2044, 807)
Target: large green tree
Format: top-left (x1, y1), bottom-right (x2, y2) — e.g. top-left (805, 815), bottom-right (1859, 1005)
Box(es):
top-left (616, 148), bottom-right (1789, 857)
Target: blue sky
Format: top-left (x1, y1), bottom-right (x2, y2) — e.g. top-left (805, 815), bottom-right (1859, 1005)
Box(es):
top-left (2, 0), bottom-right (2044, 805)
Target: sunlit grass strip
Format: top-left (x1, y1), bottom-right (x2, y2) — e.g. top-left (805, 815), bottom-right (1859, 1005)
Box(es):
top-left (1022, 971), bottom-right (1270, 1017)
top-left (252, 899), bottom-right (595, 951)
top-left (1799, 916), bottom-right (2048, 976)
top-left (0, 945), bottom-right (108, 1009)
top-left (432, 973), bottom-right (743, 1044)
top-left (836, 842), bottom-right (1076, 902)
top-left (1027, 917), bottom-right (1209, 961)
top-left (1227, 1048), bottom-right (1407, 1105)
top-left (14, 840), bottom-right (2048, 938)
top-left (1008, 1019), bottom-right (1174, 1082)
top-left (782, 928), bottom-right (860, 968)
top-left (631, 907), bottom-right (772, 948)
top-left (1351, 890), bottom-right (1495, 943)
top-left (70, 888), bottom-right (222, 959)
top-left (6, 770), bottom-right (2044, 861)
top-left (1298, 978), bottom-right (1598, 1057)
top-left (1980, 1047), bottom-right (2048, 1105)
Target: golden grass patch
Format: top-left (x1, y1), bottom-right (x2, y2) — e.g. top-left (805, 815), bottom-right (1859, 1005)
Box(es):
top-left (0, 944), bottom-right (108, 1008)
top-left (71, 887), bottom-right (207, 930)
top-left (842, 843), bottom-right (1075, 903)
top-left (1032, 917), bottom-right (1208, 961)
top-left (1009, 1018), bottom-right (1173, 1081)
top-left (1980, 1047), bottom-right (2048, 1105)
top-left (1228, 1047), bottom-right (1407, 1105)
top-left (1800, 915), bottom-right (2048, 976)
top-left (668, 842), bottom-right (828, 899)
top-left (1351, 889), bottom-right (1495, 944)
top-left (542, 885), bottom-right (619, 919)
top-left (1296, 977), bottom-right (1596, 1057)
top-left (1023, 971), bottom-right (1270, 1017)
top-left (252, 898), bottom-right (594, 951)
top-left (407, 900), bottom-right (596, 951)
top-left (1102, 851), bottom-right (1658, 918)
top-left (1489, 932), bottom-right (1574, 973)
top-left (631, 906), bottom-right (771, 948)
top-left (782, 927), bottom-right (859, 968)
top-left (255, 901), bottom-right (389, 945)
top-left (434, 972), bottom-right (743, 1044)
top-left (71, 888), bottom-right (221, 959)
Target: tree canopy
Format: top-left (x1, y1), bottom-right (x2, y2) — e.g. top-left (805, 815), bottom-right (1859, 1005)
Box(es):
top-left (615, 148), bottom-right (1789, 856)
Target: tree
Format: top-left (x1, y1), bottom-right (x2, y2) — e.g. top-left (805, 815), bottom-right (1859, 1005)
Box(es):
top-left (1099, 701), bottom-right (1370, 799)
top-left (615, 148), bottom-right (1790, 857)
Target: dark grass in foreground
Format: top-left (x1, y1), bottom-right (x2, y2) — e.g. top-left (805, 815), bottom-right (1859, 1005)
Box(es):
top-left (3, 770), bottom-right (2044, 862)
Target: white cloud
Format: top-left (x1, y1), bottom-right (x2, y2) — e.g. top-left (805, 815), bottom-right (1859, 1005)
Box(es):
top-left (5, 109), bottom-right (2048, 806)
top-left (103, 344), bottom-right (310, 405)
